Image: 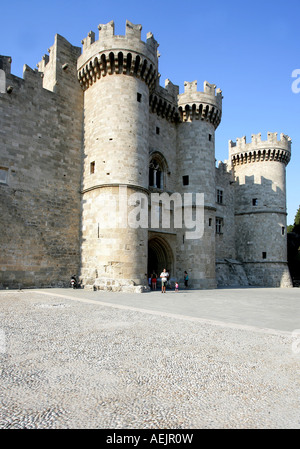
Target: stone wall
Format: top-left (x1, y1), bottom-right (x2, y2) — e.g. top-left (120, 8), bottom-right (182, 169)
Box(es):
top-left (0, 36), bottom-right (83, 289)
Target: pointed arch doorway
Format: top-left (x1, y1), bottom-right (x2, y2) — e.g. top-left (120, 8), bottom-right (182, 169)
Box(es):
top-left (148, 235), bottom-right (174, 280)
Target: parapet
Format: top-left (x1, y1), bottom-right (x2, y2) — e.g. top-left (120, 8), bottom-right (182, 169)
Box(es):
top-left (229, 132), bottom-right (291, 166)
top-left (0, 54), bottom-right (44, 94)
top-left (23, 64), bottom-right (44, 88)
top-left (77, 20), bottom-right (159, 91)
top-left (177, 80), bottom-right (222, 128)
top-left (36, 34), bottom-right (81, 93)
top-left (0, 56), bottom-right (12, 75)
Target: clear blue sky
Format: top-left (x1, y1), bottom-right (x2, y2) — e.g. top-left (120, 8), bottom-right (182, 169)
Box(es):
top-left (1, 0), bottom-right (299, 224)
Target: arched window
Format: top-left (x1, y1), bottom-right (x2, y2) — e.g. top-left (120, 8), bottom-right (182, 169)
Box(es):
top-left (149, 159), bottom-right (163, 189)
top-left (149, 152), bottom-right (168, 190)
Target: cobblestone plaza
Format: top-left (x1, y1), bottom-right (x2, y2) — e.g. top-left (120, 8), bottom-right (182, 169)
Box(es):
top-left (0, 287), bottom-right (299, 429)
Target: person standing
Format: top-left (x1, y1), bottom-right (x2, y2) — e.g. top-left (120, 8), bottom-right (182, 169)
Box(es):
top-left (184, 271), bottom-right (189, 289)
top-left (151, 273), bottom-right (157, 290)
top-left (160, 268), bottom-right (169, 293)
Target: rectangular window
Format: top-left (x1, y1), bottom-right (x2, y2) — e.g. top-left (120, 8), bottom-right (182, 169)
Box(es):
top-left (0, 167), bottom-right (8, 184)
top-left (182, 175), bottom-right (189, 186)
top-left (252, 198), bottom-right (258, 206)
top-left (209, 134), bottom-right (212, 141)
top-left (262, 252), bottom-right (267, 259)
top-left (217, 189), bottom-right (223, 204)
top-left (282, 226), bottom-right (285, 235)
top-left (209, 218), bottom-right (212, 227)
top-left (137, 92), bottom-right (142, 102)
top-left (90, 161), bottom-right (95, 174)
top-left (216, 217), bottom-right (223, 234)
top-left (156, 127), bottom-right (160, 135)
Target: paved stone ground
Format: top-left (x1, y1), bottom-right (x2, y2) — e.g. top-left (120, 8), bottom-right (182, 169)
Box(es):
top-left (0, 287), bottom-right (299, 429)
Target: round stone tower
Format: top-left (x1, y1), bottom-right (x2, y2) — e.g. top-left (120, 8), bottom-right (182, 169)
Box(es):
top-left (77, 21), bottom-right (159, 291)
top-left (176, 80), bottom-right (222, 288)
top-left (229, 132), bottom-right (293, 287)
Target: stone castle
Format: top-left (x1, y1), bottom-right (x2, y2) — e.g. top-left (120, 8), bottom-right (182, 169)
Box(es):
top-left (0, 20), bottom-right (293, 291)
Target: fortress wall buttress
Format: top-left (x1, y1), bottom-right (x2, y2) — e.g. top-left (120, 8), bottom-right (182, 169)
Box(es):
top-left (0, 37), bottom-right (83, 289)
top-left (230, 132), bottom-right (293, 287)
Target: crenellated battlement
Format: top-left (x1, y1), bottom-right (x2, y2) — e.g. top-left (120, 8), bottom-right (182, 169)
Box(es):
top-left (77, 20), bottom-right (159, 91)
top-left (177, 80), bottom-right (222, 128)
top-left (0, 55), bottom-right (45, 94)
top-left (23, 64), bottom-right (44, 88)
top-left (36, 34), bottom-right (81, 94)
top-left (229, 132), bottom-right (291, 166)
top-left (37, 54), bottom-right (50, 72)
top-left (80, 20), bottom-right (158, 56)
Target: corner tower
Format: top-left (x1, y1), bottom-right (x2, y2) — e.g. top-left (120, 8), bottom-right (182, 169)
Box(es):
top-left (229, 132), bottom-right (293, 287)
top-left (78, 21), bottom-right (159, 291)
top-left (176, 80), bottom-right (222, 288)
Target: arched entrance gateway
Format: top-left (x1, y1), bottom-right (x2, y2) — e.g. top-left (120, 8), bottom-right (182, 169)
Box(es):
top-left (148, 236), bottom-right (174, 285)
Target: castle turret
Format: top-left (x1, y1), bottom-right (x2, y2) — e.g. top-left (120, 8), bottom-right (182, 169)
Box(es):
top-left (229, 132), bottom-right (293, 287)
top-left (176, 80), bottom-right (222, 288)
top-left (78, 20), bottom-right (159, 291)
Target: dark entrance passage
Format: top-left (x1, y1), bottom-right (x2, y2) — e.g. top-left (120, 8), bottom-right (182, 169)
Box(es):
top-left (148, 236), bottom-right (174, 279)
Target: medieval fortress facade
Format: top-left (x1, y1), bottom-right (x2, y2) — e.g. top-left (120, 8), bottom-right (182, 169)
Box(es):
top-left (0, 20), bottom-right (293, 291)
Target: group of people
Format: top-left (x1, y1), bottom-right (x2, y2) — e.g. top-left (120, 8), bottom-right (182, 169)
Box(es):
top-left (148, 269), bottom-right (189, 293)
